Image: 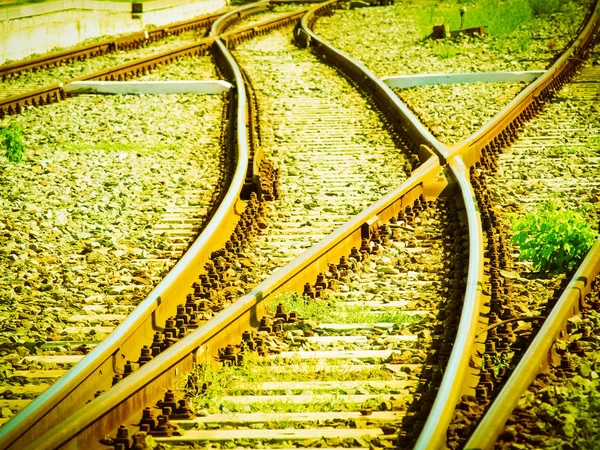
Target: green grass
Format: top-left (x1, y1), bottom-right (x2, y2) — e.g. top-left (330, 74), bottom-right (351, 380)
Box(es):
top-left (512, 201), bottom-right (598, 273)
top-left (188, 356), bottom-right (399, 414)
top-left (212, 396), bottom-right (385, 414)
top-left (268, 292), bottom-right (424, 325)
top-left (420, 0), bottom-right (563, 37)
top-left (1, 122), bottom-right (25, 162)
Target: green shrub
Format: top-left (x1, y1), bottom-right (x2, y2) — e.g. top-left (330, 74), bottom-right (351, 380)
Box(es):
top-left (0, 123), bottom-right (25, 163)
top-left (512, 201), bottom-right (597, 273)
top-left (527, 0), bottom-right (562, 15)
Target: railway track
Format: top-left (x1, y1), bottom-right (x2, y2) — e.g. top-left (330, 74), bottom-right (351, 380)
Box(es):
top-left (0, 3), bottom-right (324, 449)
top-left (445, 35), bottom-right (600, 449)
top-left (0, 26), bottom-right (219, 100)
top-left (229, 26), bottom-right (412, 282)
top-left (465, 243), bottom-right (600, 449)
top-left (0, 0), bottom-right (598, 449)
top-left (0, 2), bottom-right (312, 118)
top-left (155, 194), bottom-right (465, 448)
top-left (313, 0), bottom-right (592, 145)
top-left (0, 69), bottom-right (230, 424)
top-left (0, 10), bottom-right (225, 81)
top-left (489, 274), bottom-right (600, 449)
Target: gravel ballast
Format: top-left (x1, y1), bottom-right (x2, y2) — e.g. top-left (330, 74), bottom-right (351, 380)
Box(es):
top-left (0, 93), bottom-right (223, 354)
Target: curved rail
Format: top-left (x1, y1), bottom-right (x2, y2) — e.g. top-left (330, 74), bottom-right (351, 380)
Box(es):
top-left (23, 154), bottom-right (448, 450)
top-left (210, 0), bottom-right (272, 36)
top-left (302, 1), bottom-right (600, 448)
top-left (0, 11), bottom-right (223, 80)
top-left (0, 38), bottom-right (215, 117)
top-left (414, 155), bottom-right (485, 449)
top-left (448, 0), bottom-right (600, 166)
top-left (0, 32), bottom-right (247, 450)
top-left (465, 240), bottom-right (600, 449)
top-left (0, 5), bottom-right (316, 449)
top-left (297, 0), bottom-right (448, 164)
top-left (0, 2), bottom-right (312, 119)
top-left (210, 1), bottom-right (311, 197)
top-left (5, 1), bottom-right (598, 448)
top-left (300, 4), bottom-right (488, 448)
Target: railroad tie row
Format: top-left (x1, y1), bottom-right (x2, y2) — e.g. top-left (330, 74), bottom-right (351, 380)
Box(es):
top-left (0, 89), bottom-right (66, 118)
top-left (225, 15), bottom-right (303, 49)
top-left (106, 161), bottom-right (279, 387)
top-left (399, 196), bottom-right (469, 447)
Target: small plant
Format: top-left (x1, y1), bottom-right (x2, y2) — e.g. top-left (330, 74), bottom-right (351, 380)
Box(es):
top-left (512, 201), bottom-right (598, 273)
top-left (527, 0), bottom-right (561, 15)
top-left (1, 123), bottom-right (25, 162)
top-left (436, 41), bottom-right (458, 59)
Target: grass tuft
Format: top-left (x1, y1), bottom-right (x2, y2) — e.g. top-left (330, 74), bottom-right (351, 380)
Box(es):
top-left (1, 123), bottom-right (25, 163)
top-left (269, 292), bottom-right (424, 325)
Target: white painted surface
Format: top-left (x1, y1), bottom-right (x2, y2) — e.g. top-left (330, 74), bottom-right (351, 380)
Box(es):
top-left (64, 80), bottom-right (233, 94)
top-left (383, 70), bottom-right (545, 89)
top-left (0, 0), bottom-right (225, 65)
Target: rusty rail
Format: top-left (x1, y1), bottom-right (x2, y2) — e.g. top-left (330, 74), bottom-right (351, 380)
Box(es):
top-left (448, 1), bottom-right (600, 166)
top-left (0, 3), bottom-right (312, 119)
top-left (3, 0), bottom-right (598, 448)
top-left (0, 38), bottom-right (215, 116)
top-left (0, 11), bottom-right (223, 80)
top-left (300, 4), bottom-right (489, 449)
top-left (0, 83), bottom-right (65, 116)
top-left (297, 0), bottom-right (447, 164)
top-left (302, 0), bottom-right (600, 448)
top-left (210, 1), bottom-right (272, 36)
top-left (22, 155), bottom-right (448, 450)
top-left (465, 240), bottom-right (600, 450)
top-left (413, 155), bottom-right (486, 450)
top-left (0, 29), bottom-right (248, 450)
top-left (0, 5), bottom-right (315, 449)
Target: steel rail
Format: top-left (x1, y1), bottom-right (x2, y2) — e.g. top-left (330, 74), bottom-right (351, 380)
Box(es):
top-left (303, 1), bottom-right (600, 447)
top-left (220, 8), bottom-right (309, 47)
top-left (70, 38), bottom-right (214, 82)
top-left (300, 4), bottom-right (490, 449)
top-left (0, 30), bottom-right (246, 450)
top-left (0, 83), bottom-right (65, 116)
top-left (210, 0), bottom-right (272, 36)
top-left (9, 4), bottom-right (452, 447)
top-left (23, 154), bottom-right (448, 450)
top-left (0, 38), bottom-right (215, 116)
top-left (0, 4), bottom-right (311, 118)
top-left (0, 5), bottom-right (316, 449)
top-left (414, 155), bottom-right (486, 450)
top-left (210, 1), bottom-right (311, 197)
top-left (6, 1), bottom-right (596, 447)
top-left (0, 11), bottom-right (223, 79)
top-left (447, 0), bottom-right (600, 166)
top-left (465, 240), bottom-right (600, 450)
top-left (297, 0), bottom-right (448, 164)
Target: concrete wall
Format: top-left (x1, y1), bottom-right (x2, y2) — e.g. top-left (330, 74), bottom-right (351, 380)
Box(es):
top-left (0, 0), bottom-right (225, 64)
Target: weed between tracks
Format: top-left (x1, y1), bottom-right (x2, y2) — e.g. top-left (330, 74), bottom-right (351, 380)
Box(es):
top-left (426, 0), bottom-right (565, 36)
top-left (188, 355), bottom-right (401, 415)
top-left (511, 201), bottom-right (598, 273)
top-left (267, 292), bottom-right (425, 326)
top-left (0, 123), bottom-right (24, 162)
